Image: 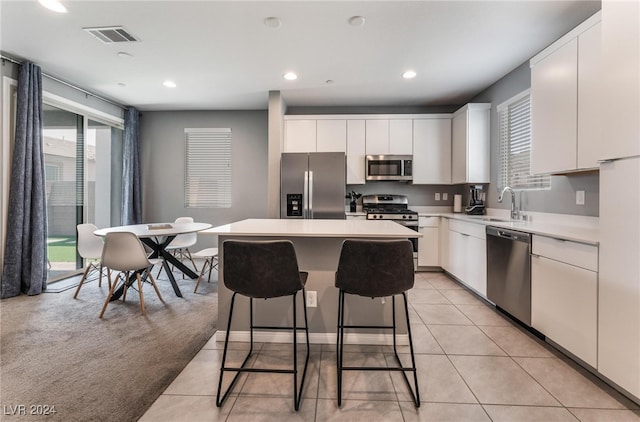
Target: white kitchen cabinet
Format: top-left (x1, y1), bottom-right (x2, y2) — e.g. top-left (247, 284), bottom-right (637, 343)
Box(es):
top-left (389, 120), bottom-right (413, 155)
top-left (451, 104), bottom-right (490, 184)
top-left (531, 235), bottom-right (598, 368)
top-left (418, 216), bottom-right (439, 267)
top-left (530, 39), bottom-right (578, 174)
top-left (530, 13), bottom-right (602, 174)
top-left (439, 217), bottom-right (449, 271)
top-left (365, 119), bottom-right (413, 155)
top-left (284, 119), bottom-right (316, 152)
top-left (447, 219), bottom-right (486, 297)
top-left (316, 120), bottom-right (346, 152)
top-left (346, 120), bottom-right (366, 184)
top-left (601, 1), bottom-right (640, 160)
top-left (365, 120), bottom-right (389, 155)
top-left (577, 21), bottom-right (602, 169)
top-left (413, 118), bottom-right (452, 184)
top-left (599, 156), bottom-right (640, 400)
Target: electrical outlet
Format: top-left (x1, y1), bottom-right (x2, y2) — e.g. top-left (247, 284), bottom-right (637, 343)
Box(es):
top-left (306, 290), bottom-right (317, 308)
top-left (442, 193), bottom-right (448, 201)
top-left (576, 190), bottom-right (585, 205)
top-left (435, 193), bottom-right (441, 201)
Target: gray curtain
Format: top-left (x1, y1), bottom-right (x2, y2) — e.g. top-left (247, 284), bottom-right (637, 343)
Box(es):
top-left (122, 107), bottom-right (142, 225)
top-left (1, 62), bottom-right (47, 298)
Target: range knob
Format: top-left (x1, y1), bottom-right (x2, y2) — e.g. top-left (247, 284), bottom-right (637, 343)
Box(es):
top-left (402, 215), bottom-right (407, 219)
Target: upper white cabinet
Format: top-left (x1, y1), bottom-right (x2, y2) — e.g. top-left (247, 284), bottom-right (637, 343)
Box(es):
top-left (346, 120), bottom-right (366, 184)
top-left (601, 1), bottom-right (639, 160)
top-left (389, 120), bottom-right (413, 154)
top-left (365, 120), bottom-right (389, 155)
top-left (284, 119), bottom-right (316, 152)
top-left (316, 120), bottom-right (347, 152)
top-left (451, 104), bottom-right (490, 184)
top-left (577, 21), bottom-right (602, 168)
top-left (530, 13), bottom-right (602, 174)
top-left (365, 119), bottom-right (413, 155)
top-left (413, 118), bottom-right (452, 184)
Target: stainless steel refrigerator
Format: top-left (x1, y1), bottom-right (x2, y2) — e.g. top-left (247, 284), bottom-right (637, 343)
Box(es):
top-left (280, 152), bottom-right (346, 219)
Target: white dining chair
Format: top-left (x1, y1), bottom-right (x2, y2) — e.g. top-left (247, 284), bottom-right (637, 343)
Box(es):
top-left (192, 247), bottom-right (218, 293)
top-left (99, 232), bottom-right (164, 318)
top-left (74, 223), bottom-right (108, 299)
top-left (157, 216), bottom-right (198, 278)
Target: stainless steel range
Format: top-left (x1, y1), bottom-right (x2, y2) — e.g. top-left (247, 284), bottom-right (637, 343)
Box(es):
top-left (362, 194), bottom-right (419, 256)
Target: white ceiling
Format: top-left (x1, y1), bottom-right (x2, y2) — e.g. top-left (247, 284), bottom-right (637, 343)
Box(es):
top-left (1, 0), bottom-right (600, 111)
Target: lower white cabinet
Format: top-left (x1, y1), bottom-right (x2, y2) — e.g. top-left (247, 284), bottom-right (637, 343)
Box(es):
top-left (531, 235), bottom-right (598, 367)
top-left (447, 219), bottom-right (487, 297)
top-left (439, 217), bottom-right (449, 271)
top-left (418, 217), bottom-right (439, 267)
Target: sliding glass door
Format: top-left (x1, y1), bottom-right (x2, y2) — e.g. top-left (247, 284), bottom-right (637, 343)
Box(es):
top-left (43, 105), bottom-right (123, 281)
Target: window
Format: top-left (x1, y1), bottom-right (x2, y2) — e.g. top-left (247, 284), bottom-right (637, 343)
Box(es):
top-left (185, 128), bottom-right (232, 208)
top-left (497, 89), bottom-right (550, 191)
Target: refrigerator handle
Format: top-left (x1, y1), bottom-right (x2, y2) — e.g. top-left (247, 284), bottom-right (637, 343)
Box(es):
top-left (308, 170), bottom-right (314, 219)
top-left (303, 171), bottom-right (309, 219)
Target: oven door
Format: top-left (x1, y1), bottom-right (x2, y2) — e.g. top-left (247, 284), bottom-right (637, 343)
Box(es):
top-left (393, 220), bottom-right (419, 254)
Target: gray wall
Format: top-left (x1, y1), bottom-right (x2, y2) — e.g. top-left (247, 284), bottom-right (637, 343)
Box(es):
top-left (471, 62), bottom-right (599, 216)
top-left (139, 110), bottom-right (268, 248)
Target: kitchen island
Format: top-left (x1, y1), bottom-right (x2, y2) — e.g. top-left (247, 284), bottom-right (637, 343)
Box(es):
top-left (202, 218), bottom-right (422, 345)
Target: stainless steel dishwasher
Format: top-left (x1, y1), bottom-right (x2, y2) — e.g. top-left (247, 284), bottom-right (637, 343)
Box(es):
top-left (486, 226), bottom-right (532, 326)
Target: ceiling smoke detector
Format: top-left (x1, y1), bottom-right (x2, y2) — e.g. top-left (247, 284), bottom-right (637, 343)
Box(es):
top-left (83, 26), bottom-right (140, 44)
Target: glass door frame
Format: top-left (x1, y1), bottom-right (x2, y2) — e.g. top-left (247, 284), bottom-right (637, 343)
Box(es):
top-left (42, 92), bottom-right (124, 282)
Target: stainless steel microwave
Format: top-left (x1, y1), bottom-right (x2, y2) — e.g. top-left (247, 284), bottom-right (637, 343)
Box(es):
top-left (365, 155), bottom-right (413, 181)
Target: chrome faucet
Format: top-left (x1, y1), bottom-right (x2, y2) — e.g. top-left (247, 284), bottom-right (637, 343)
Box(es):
top-left (498, 186), bottom-right (519, 220)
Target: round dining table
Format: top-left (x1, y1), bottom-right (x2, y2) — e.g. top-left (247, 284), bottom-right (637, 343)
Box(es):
top-left (94, 222), bottom-right (212, 300)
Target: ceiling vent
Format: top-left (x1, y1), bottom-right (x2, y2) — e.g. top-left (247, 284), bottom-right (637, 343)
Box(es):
top-left (83, 26), bottom-right (139, 43)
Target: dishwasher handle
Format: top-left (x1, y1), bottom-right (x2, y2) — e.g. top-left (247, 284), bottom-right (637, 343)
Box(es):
top-left (486, 226), bottom-right (531, 243)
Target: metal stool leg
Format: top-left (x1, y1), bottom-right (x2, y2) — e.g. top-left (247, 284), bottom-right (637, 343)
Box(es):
top-left (216, 293), bottom-right (254, 407)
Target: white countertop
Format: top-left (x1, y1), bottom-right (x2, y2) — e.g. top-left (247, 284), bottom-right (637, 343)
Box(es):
top-left (417, 212), bottom-right (599, 245)
top-left (201, 218), bottom-right (422, 238)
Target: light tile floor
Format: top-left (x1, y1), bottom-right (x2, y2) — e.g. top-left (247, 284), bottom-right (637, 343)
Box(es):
top-left (140, 272), bottom-right (640, 421)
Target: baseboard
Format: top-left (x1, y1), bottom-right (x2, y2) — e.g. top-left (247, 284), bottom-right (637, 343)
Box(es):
top-left (215, 330), bottom-right (409, 346)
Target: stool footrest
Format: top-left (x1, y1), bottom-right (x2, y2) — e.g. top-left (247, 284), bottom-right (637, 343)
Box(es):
top-left (221, 367), bottom-right (297, 374)
top-left (340, 366), bottom-right (416, 372)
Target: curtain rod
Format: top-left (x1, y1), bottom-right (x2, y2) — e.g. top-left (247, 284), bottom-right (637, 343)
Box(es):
top-left (1, 54), bottom-right (126, 111)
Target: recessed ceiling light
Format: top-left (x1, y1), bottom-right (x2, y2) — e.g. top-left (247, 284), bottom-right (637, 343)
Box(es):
top-left (117, 52), bottom-right (133, 58)
top-left (264, 17), bottom-right (282, 28)
top-left (38, 0), bottom-right (67, 13)
top-left (117, 82), bottom-right (127, 87)
top-left (402, 70), bottom-right (417, 79)
top-left (163, 80), bottom-right (177, 88)
top-left (325, 80), bottom-right (334, 85)
top-left (348, 16), bottom-right (365, 27)
top-left (283, 72), bottom-right (298, 81)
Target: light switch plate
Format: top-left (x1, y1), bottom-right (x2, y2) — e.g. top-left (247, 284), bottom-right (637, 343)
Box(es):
top-left (435, 193), bottom-right (440, 201)
top-left (442, 193), bottom-right (448, 201)
top-left (576, 190), bottom-right (585, 205)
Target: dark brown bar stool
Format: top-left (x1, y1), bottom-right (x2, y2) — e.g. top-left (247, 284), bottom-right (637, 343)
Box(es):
top-left (216, 240), bottom-right (310, 411)
top-left (335, 239), bottom-right (420, 407)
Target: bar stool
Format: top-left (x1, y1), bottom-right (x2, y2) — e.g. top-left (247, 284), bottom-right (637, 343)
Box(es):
top-left (216, 240), bottom-right (310, 411)
top-left (335, 239), bottom-right (420, 407)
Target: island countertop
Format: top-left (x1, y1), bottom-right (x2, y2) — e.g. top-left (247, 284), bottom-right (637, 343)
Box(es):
top-left (201, 218), bottom-right (422, 238)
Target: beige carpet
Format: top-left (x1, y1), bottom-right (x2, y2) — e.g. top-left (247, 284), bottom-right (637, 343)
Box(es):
top-left (0, 270), bottom-right (218, 422)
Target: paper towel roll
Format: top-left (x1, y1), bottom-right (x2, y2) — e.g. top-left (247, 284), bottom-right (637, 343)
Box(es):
top-left (453, 194), bottom-right (462, 213)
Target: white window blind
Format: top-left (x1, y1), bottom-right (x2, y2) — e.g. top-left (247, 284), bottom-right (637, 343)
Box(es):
top-left (498, 90), bottom-right (550, 191)
top-left (184, 128), bottom-right (232, 208)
